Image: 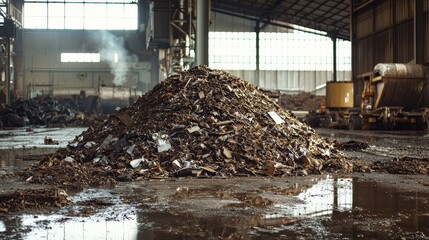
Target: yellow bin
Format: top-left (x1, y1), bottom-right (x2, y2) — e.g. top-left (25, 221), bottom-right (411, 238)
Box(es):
top-left (326, 82), bottom-right (354, 108)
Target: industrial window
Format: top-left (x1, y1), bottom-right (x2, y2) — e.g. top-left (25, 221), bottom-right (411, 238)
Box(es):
top-left (260, 31), bottom-right (351, 71)
top-left (61, 53), bottom-right (100, 63)
top-left (209, 32), bottom-right (257, 70)
top-left (209, 30), bottom-right (351, 72)
top-left (23, 0), bottom-right (137, 30)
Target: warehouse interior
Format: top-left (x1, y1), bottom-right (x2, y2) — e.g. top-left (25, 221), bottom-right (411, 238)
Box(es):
top-left (1, 0), bottom-right (429, 239)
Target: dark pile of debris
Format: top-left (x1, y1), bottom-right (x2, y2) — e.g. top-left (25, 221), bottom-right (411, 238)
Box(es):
top-left (335, 140), bottom-right (370, 151)
top-left (279, 92), bottom-right (324, 111)
top-left (0, 95), bottom-right (101, 128)
top-left (372, 157), bottom-right (429, 174)
top-left (28, 66), bottom-right (350, 186)
top-left (0, 188), bottom-right (69, 213)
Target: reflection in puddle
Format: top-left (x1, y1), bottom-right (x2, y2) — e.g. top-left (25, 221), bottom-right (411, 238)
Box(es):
top-left (0, 221), bottom-right (5, 232)
top-left (0, 127), bottom-right (85, 150)
top-left (0, 149), bottom-right (56, 171)
top-left (19, 188), bottom-right (138, 240)
top-left (21, 215), bottom-right (138, 240)
top-left (262, 177), bottom-right (352, 223)
top-left (0, 127), bottom-right (85, 171)
top-left (255, 177), bottom-right (429, 238)
top-left (2, 177), bottom-right (429, 239)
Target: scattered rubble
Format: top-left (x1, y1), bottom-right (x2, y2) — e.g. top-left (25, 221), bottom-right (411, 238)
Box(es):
top-left (0, 188), bottom-right (69, 213)
top-left (0, 95), bottom-right (101, 128)
top-left (44, 137), bottom-right (59, 145)
top-left (25, 158), bottom-right (116, 189)
top-left (27, 66), bottom-right (350, 187)
top-left (278, 92), bottom-right (324, 111)
top-left (335, 140), bottom-right (370, 151)
top-left (372, 157), bottom-right (429, 174)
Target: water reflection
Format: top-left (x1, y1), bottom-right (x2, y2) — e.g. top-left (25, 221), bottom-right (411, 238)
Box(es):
top-left (264, 177), bottom-right (353, 221)
top-left (0, 149), bottom-right (54, 171)
top-left (22, 215), bottom-right (138, 240)
top-left (0, 221), bottom-right (5, 232)
top-left (20, 188), bottom-right (138, 240)
top-left (256, 177), bottom-right (429, 238)
top-left (3, 176), bottom-right (429, 239)
top-left (0, 127), bottom-right (85, 149)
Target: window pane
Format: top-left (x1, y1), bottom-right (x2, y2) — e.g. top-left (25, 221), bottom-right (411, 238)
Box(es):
top-left (65, 4), bottom-right (83, 17)
top-left (24, 2), bottom-right (137, 30)
top-left (61, 53), bottom-right (100, 63)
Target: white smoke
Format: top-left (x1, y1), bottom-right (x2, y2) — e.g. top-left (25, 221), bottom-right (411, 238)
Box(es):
top-left (95, 30), bottom-right (136, 86)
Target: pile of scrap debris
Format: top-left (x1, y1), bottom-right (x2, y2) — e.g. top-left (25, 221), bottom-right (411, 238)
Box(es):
top-left (0, 188), bottom-right (69, 213)
top-left (279, 92), bottom-right (324, 111)
top-left (27, 66), bottom-right (350, 187)
top-left (0, 95), bottom-right (101, 128)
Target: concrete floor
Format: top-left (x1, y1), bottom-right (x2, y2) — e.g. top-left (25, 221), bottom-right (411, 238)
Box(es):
top-left (1, 127), bottom-right (429, 239)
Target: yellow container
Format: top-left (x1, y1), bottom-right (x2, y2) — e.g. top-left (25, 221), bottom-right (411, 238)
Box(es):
top-left (326, 82), bottom-right (354, 108)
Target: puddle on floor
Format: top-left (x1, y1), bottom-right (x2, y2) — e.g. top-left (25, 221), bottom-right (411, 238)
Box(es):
top-left (253, 178), bottom-right (429, 239)
top-left (0, 127), bottom-right (85, 150)
top-left (1, 177), bottom-right (429, 239)
top-left (0, 148), bottom-right (56, 171)
top-left (0, 127), bottom-right (85, 172)
top-left (0, 188), bottom-right (139, 240)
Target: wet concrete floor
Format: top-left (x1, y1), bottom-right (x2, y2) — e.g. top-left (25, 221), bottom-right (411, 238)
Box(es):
top-left (1, 127), bottom-right (429, 239)
top-left (1, 176), bottom-right (429, 239)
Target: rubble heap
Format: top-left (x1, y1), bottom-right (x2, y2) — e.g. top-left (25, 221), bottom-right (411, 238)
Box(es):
top-left (0, 95), bottom-right (101, 128)
top-left (279, 92), bottom-right (324, 111)
top-left (29, 66), bottom-right (350, 185)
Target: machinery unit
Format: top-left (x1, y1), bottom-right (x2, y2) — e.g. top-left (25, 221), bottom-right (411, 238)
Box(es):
top-left (350, 63), bottom-right (429, 131)
top-left (306, 82), bottom-right (354, 128)
top-left (306, 63), bottom-right (429, 131)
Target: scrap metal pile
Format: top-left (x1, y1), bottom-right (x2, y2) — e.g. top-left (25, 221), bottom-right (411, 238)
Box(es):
top-left (0, 95), bottom-right (101, 128)
top-left (279, 92), bottom-right (325, 111)
top-left (28, 66), bottom-right (350, 186)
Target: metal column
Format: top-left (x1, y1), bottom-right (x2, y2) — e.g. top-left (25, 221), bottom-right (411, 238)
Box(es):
top-left (6, 37), bottom-right (11, 104)
top-left (255, 21), bottom-right (260, 87)
top-left (331, 35), bottom-right (337, 82)
top-left (196, 0), bottom-right (209, 65)
top-left (414, 0), bottom-right (424, 64)
top-left (150, 49), bottom-right (160, 88)
top-left (5, 0), bottom-right (11, 104)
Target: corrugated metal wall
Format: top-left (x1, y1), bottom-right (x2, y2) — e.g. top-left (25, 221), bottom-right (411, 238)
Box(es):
top-left (352, 0), bottom-right (429, 106)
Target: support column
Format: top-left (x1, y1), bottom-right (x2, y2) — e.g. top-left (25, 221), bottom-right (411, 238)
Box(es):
top-left (331, 35), bottom-right (337, 82)
top-left (150, 49), bottom-right (160, 89)
top-left (196, 0), bottom-right (209, 65)
top-left (6, 0), bottom-right (11, 104)
top-left (255, 21), bottom-right (260, 87)
top-left (6, 37), bottom-right (11, 104)
top-left (414, 0), bottom-right (424, 64)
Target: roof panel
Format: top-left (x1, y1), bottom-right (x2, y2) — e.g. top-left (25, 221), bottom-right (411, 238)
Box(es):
top-left (212, 0), bottom-right (350, 39)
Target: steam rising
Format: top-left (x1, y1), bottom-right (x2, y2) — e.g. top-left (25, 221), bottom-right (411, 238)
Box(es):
top-left (95, 31), bottom-right (136, 86)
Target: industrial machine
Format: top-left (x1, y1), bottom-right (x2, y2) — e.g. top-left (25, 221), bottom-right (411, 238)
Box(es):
top-left (306, 63), bottom-right (429, 131)
top-left (305, 81), bottom-right (354, 128)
